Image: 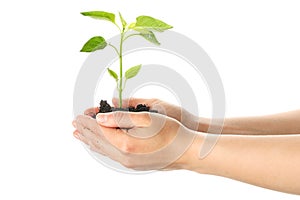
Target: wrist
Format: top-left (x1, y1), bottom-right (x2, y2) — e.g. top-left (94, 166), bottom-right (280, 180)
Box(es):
top-left (195, 117), bottom-right (210, 133)
top-left (173, 131), bottom-right (210, 174)
top-left (181, 110), bottom-right (210, 133)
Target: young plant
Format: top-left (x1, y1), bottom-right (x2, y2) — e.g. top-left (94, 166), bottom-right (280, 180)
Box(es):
top-left (80, 11), bottom-right (173, 108)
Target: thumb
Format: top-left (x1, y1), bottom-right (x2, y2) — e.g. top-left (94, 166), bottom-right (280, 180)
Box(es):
top-left (96, 111), bottom-right (152, 128)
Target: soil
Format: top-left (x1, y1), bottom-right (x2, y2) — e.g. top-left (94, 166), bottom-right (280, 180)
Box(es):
top-left (91, 100), bottom-right (158, 118)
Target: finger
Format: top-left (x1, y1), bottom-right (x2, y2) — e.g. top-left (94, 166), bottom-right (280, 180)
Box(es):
top-left (73, 130), bottom-right (80, 140)
top-left (127, 113), bottom-right (169, 139)
top-left (96, 111), bottom-right (152, 128)
top-left (75, 119), bottom-right (128, 153)
top-left (73, 130), bottom-right (107, 156)
top-left (74, 120), bottom-right (99, 141)
top-left (72, 120), bottom-right (76, 128)
top-left (90, 145), bottom-right (107, 156)
top-left (84, 107), bottom-right (99, 117)
top-left (76, 115), bottom-right (102, 135)
top-left (97, 126), bottom-right (129, 151)
top-left (73, 129), bottom-right (90, 146)
top-left (78, 128), bottom-right (107, 155)
top-left (75, 117), bottom-right (115, 147)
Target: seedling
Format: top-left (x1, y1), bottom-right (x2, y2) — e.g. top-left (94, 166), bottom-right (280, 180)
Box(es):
top-left (80, 11), bottom-right (173, 108)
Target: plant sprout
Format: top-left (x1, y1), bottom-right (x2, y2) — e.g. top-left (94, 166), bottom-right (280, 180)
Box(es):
top-left (80, 11), bottom-right (173, 108)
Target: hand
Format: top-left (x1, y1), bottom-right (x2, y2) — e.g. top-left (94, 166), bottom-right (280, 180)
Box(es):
top-left (84, 98), bottom-right (208, 132)
top-left (73, 111), bottom-right (199, 171)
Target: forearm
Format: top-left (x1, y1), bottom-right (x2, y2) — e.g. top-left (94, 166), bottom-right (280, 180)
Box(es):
top-left (197, 110), bottom-right (300, 135)
top-left (183, 133), bottom-right (300, 194)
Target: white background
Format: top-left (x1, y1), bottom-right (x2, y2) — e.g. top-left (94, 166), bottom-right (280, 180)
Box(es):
top-left (0, 0), bottom-right (300, 199)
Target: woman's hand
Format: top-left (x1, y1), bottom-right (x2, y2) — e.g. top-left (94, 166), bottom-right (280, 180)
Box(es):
top-left (73, 111), bottom-right (199, 171)
top-left (75, 100), bottom-right (300, 194)
top-left (84, 98), bottom-right (209, 132)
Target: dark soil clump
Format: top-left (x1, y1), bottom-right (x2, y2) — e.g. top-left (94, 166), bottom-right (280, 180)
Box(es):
top-left (97, 100), bottom-right (158, 115)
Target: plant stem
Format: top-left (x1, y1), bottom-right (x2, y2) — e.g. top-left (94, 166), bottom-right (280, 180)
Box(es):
top-left (119, 31), bottom-right (124, 108)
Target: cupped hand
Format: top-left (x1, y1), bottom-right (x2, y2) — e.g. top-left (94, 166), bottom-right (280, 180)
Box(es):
top-left (73, 111), bottom-right (198, 171)
top-left (84, 98), bottom-right (207, 132)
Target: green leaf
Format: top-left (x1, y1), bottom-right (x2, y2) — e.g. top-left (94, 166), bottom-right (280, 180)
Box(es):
top-left (139, 31), bottom-right (160, 45)
top-left (128, 23), bottom-right (136, 29)
top-left (125, 64), bottom-right (142, 79)
top-left (107, 68), bottom-right (118, 81)
top-left (81, 11), bottom-right (115, 23)
top-left (133, 16), bottom-right (173, 32)
top-left (80, 36), bottom-right (107, 52)
top-left (118, 12), bottom-right (127, 28)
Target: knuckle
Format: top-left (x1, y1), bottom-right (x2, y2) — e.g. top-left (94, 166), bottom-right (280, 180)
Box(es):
top-left (119, 139), bottom-right (135, 154)
top-left (139, 113), bottom-right (151, 126)
top-left (145, 114), bottom-right (152, 126)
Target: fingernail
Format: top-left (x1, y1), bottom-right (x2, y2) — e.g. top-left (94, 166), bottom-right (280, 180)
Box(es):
top-left (96, 114), bottom-right (107, 123)
top-left (73, 132), bottom-right (80, 139)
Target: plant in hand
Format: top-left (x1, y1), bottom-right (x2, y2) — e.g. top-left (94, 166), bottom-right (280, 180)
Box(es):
top-left (80, 11), bottom-right (173, 113)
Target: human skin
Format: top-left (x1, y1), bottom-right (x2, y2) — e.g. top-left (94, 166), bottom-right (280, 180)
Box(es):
top-left (109, 98), bottom-right (300, 135)
top-left (73, 98), bottom-right (300, 195)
